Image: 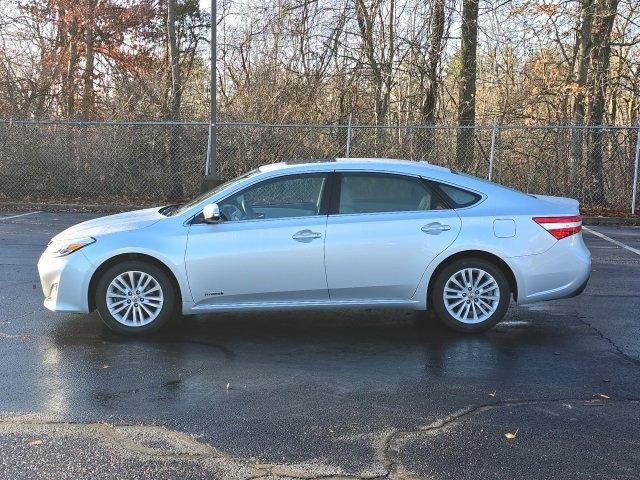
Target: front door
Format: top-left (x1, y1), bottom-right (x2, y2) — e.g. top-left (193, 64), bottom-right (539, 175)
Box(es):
top-left (185, 173), bottom-right (330, 307)
top-left (324, 172), bottom-right (461, 301)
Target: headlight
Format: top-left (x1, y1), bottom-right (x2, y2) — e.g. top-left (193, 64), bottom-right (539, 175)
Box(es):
top-left (49, 236), bottom-right (96, 257)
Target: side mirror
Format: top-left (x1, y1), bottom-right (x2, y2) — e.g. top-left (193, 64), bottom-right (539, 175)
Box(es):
top-left (202, 203), bottom-right (221, 223)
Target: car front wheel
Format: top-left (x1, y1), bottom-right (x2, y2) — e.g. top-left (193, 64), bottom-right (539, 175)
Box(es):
top-left (95, 260), bottom-right (176, 335)
top-left (431, 258), bottom-right (510, 333)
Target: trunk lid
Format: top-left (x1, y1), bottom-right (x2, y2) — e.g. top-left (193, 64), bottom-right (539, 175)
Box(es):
top-left (532, 194), bottom-right (580, 214)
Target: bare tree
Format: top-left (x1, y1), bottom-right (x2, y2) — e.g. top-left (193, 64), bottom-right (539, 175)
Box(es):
top-left (570, 0), bottom-right (595, 189)
top-left (2, 0), bottom-right (639, 131)
top-left (354, 0), bottom-right (395, 124)
top-left (81, 0), bottom-right (96, 119)
top-left (456, 0), bottom-right (479, 168)
top-left (166, 0), bottom-right (182, 120)
top-left (421, 0), bottom-right (446, 125)
top-left (587, 0), bottom-right (620, 204)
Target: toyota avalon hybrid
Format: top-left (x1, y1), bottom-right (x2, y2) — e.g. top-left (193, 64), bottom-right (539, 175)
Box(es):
top-left (38, 158), bottom-right (591, 335)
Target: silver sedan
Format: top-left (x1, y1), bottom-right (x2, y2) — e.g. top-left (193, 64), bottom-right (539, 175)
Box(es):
top-left (38, 158), bottom-right (591, 335)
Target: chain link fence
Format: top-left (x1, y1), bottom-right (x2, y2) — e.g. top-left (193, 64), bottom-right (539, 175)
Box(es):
top-left (0, 120), bottom-right (639, 214)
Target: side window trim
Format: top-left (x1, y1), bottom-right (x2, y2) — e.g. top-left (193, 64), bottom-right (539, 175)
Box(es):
top-left (423, 179), bottom-right (454, 210)
top-left (320, 172), bottom-right (339, 216)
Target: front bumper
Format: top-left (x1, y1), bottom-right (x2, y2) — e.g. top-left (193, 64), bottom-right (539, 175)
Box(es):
top-left (37, 250), bottom-right (94, 313)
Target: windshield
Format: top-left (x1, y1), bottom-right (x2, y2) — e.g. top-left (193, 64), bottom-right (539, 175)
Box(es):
top-left (166, 169), bottom-right (260, 216)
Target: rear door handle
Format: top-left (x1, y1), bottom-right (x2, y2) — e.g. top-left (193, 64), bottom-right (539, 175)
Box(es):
top-left (292, 229), bottom-right (322, 242)
top-left (421, 222), bottom-right (451, 235)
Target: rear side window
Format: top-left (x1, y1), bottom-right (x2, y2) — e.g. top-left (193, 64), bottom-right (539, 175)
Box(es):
top-left (436, 183), bottom-right (481, 208)
top-left (338, 173), bottom-right (447, 214)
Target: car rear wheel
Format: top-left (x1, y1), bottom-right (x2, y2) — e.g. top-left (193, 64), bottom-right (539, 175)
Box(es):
top-left (95, 260), bottom-right (175, 335)
top-left (431, 258), bottom-right (510, 333)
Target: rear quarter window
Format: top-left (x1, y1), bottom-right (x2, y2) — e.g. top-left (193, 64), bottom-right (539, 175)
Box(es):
top-left (436, 183), bottom-right (482, 208)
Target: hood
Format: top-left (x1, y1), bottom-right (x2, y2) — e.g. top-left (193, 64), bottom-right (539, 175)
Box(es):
top-left (52, 207), bottom-right (165, 241)
top-left (532, 194), bottom-right (580, 214)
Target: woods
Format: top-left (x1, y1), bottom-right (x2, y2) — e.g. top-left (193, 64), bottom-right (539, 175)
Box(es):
top-left (0, 0), bottom-right (638, 126)
top-left (2, 0), bottom-right (639, 212)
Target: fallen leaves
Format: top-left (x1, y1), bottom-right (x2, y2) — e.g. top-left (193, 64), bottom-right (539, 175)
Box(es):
top-left (504, 429), bottom-right (519, 440)
top-left (27, 439), bottom-right (43, 446)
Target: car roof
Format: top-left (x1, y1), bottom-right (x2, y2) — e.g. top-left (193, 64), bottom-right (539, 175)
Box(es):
top-left (258, 157), bottom-right (452, 176)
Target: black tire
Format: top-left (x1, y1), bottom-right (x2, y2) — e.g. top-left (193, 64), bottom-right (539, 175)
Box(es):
top-left (95, 260), bottom-right (176, 336)
top-left (430, 257), bottom-right (510, 333)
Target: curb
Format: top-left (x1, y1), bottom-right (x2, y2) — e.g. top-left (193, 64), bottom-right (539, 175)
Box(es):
top-left (583, 216), bottom-right (640, 226)
top-left (0, 202), bottom-right (143, 214)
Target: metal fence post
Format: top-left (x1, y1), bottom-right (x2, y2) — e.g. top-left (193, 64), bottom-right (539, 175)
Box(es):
top-left (632, 122), bottom-right (640, 215)
top-left (488, 120), bottom-right (498, 181)
top-left (345, 114), bottom-right (353, 158)
top-left (204, 0), bottom-right (217, 179)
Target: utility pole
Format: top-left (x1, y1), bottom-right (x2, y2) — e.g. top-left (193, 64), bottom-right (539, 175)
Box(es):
top-left (202, 0), bottom-right (221, 190)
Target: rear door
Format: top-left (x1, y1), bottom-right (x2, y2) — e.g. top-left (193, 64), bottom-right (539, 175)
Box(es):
top-left (324, 172), bottom-right (461, 301)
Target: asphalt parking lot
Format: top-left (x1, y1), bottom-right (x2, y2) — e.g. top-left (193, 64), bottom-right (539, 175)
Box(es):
top-left (0, 210), bottom-right (639, 479)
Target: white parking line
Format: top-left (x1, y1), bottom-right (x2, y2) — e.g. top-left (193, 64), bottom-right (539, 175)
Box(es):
top-left (0, 211), bottom-right (40, 221)
top-left (583, 226), bottom-right (640, 256)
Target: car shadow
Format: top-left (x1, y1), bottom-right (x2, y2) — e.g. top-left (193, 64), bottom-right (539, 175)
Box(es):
top-left (51, 306), bottom-right (575, 381)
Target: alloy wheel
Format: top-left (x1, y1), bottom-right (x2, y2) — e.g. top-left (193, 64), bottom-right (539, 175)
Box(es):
top-left (443, 268), bottom-right (500, 324)
top-left (106, 271), bottom-right (164, 327)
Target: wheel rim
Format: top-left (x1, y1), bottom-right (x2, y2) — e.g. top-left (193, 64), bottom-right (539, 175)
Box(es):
top-left (443, 268), bottom-right (500, 324)
top-left (106, 271), bottom-right (164, 327)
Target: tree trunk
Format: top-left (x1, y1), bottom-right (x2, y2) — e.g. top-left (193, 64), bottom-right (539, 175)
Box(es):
top-left (422, 0), bottom-right (445, 125)
top-left (586, 0), bottom-right (619, 206)
top-left (570, 0), bottom-right (595, 191)
top-left (62, 18), bottom-right (78, 118)
top-left (572, 0), bottom-right (594, 126)
top-left (167, 0), bottom-right (182, 119)
top-left (421, 0), bottom-right (446, 159)
top-left (456, 0), bottom-right (479, 170)
top-left (355, 0), bottom-right (386, 123)
top-left (81, 1), bottom-right (96, 119)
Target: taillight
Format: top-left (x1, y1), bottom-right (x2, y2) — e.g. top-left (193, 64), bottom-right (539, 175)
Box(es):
top-left (533, 215), bottom-right (582, 240)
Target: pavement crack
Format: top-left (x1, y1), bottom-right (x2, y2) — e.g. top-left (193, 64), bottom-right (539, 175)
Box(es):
top-left (378, 396), bottom-right (640, 479)
top-left (575, 312), bottom-right (640, 367)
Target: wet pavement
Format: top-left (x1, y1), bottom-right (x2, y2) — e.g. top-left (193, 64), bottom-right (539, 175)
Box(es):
top-left (0, 211), bottom-right (639, 479)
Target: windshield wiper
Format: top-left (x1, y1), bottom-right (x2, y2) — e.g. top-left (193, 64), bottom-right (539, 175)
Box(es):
top-left (159, 204), bottom-right (181, 216)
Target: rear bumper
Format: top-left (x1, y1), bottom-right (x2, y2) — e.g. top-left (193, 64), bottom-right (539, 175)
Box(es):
top-left (511, 233), bottom-right (591, 304)
top-left (563, 273), bottom-right (590, 299)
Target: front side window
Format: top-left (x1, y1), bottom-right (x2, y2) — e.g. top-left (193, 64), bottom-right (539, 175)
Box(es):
top-left (219, 174), bottom-right (327, 221)
top-left (171, 169), bottom-right (260, 216)
top-left (338, 173), bottom-right (446, 214)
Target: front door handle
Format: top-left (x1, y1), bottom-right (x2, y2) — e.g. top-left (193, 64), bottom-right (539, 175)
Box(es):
top-left (292, 229), bottom-right (322, 242)
top-left (421, 222), bottom-right (451, 235)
